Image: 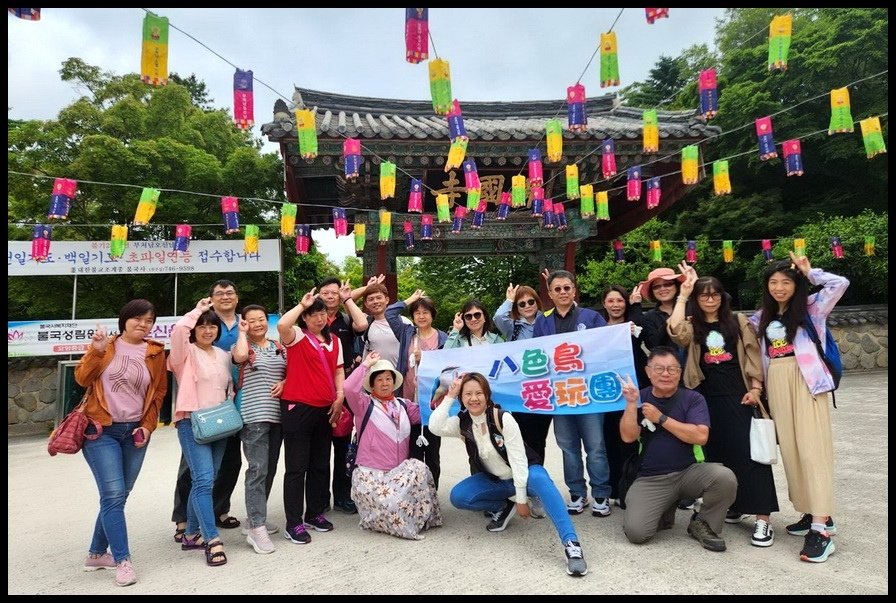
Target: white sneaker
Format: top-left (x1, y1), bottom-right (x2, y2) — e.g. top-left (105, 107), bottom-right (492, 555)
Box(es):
top-left (247, 526), bottom-right (276, 554)
top-left (529, 496), bottom-right (546, 519)
top-left (591, 497), bottom-right (611, 517)
top-left (566, 495), bottom-right (590, 515)
top-left (751, 519), bottom-right (775, 547)
top-left (242, 520), bottom-right (279, 535)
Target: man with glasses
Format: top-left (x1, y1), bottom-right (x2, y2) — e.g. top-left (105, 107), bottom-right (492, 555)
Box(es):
top-left (619, 347), bottom-right (737, 552)
top-left (533, 270), bottom-right (612, 518)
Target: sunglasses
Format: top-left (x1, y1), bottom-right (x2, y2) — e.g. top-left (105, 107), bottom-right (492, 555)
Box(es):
top-left (552, 285), bottom-right (573, 293)
top-left (516, 299), bottom-right (537, 308)
top-left (651, 281), bottom-right (677, 291)
top-left (463, 311), bottom-right (484, 321)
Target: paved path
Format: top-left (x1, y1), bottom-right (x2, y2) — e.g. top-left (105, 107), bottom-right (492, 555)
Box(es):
top-left (7, 372), bottom-right (888, 594)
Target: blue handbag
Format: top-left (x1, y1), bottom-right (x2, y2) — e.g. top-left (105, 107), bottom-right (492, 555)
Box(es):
top-left (191, 398), bottom-right (243, 444)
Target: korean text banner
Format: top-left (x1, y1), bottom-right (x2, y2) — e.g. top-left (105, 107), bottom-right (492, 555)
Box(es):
top-left (8, 315), bottom-right (280, 358)
top-left (416, 323), bottom-right (636, 425)
top-left (8, 239), bottom-right (280, 276)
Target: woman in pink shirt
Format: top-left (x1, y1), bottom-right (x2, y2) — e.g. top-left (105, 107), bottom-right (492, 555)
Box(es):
top-left (169, 297), bottom-right (232, 567)
top-left (344, 351), bottom-right (442, 540)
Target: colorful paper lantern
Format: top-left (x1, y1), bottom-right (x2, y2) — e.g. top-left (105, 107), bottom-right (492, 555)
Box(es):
top-left (378, 210), bottom-right (392, 244)
top-left (530, 187), bottom-right (544, 217)
top-left (233, 69), bottom-right (254, 130)
top-left (296, 224), bottom-right (311, 255)
top-left (626, 166), bottom-right (642, 201)
top-left (446, 100), bottom-right (467, 142)
top-left (429, 58), bottom-right (452, 115)
top-left (768, 15), bottom-right (793, 72)
top-left (793, 238), bottom-right (806, 257)
top-left (31, 225), bottom-right (51, 262)
top-left (828, 88), bottom-right (855, 134)
top-left (407, 177), bottom-right (423, 212)
top-left (755, 116), bottom-right (778, 160)
top-left (221, 196), bottom-right (240, 234)
top-left (353, 223), bottom-right (366, 253)
top-left (332, 208), bottom-right (348, 237)
top-left (140, 13), bottom-right (169, 86)
top-left (565, 165), bottom-right (580, 199)
top-left (864, 236), bottom-right (876, 256)
top-left (133, 187), bottom-right (160, 226)
top-left (860, 117), bottom-right (887, 159)
top-left (436, 194), bottom-right (450, 222)
top-left (761, 239), bottom-right (773, 262)
top-left (295, 109), bottom-right (318, 159)
top-left (686, 240), bottom-right (697, 264)
top-left (649, 240), bottom-right (662, 263)
top-left (445, 138), bottom-right (468, 171)
top-left (403, 220), bottom-right (416, 249)
top-left (645, 8), bottom-right (669, 24)
top-left (830, 236), bottom-right (844, 259)
top-left (646, 177), bottom-right (661, 209)
top-left (783, 139), bottom-right (803, 176)
top-left (698, 68), bottom-right (718, 120)
top-left (466, 189), bottom-right (481, 211)
top-left (567, 83), bottom-right (587, 132)
top-left (579, 184), bottom-right (595, 218)
top-left (405, 8), bottom-right (429, 64)
top-left (280, 203), bottom-right (297, 236)
top-left (472, 199), bottom-right (487, 229)
top-left (47, 178), bottom-right (77, 220)
top-left (110, 225), bottom-right (128, 259)
top-left (546, 120), bottom-right (563, 163)
top-left (555, 203), bottom-right (568, 230)
top-left (713, 161), bottom-right (732, 195)
top-left (599, 32), bottom-right (620, 88)
top-left (596, 191), bottom-right (610, 221)
top-left (174, 224), bottom-right (191, 254)
top-left (380, 161), bottom-right (397, 200)
top-left (613, 239), bottom-right (625, 263)
top-left (497, 191), bottom-right (511, 220)
top-left (681, 146), bottom-right (700, 184)
top-left (8, 8), bottom-right (40, 20)
top-left (463, 159), bottom-right (481, 193)
top-left (244, 225), bottom-right (259, 253)
top-left (643, 110), bottom-right (659, 153)
top-left (511, 175), bottom-right (527, 207)
top-left (421, 214), bottom-right (433, 240)
top-left (601, 138), bottom-right (617, 179)
top-left (542, 199), bottom-right (555, 229)
top-left (528, 149), bottom-right (544, 187)
top-left (722, 240), bottom-right (734, 263)
top-left (451, 206), bottom-right (466, 234)
top-left (343, 138), bottom-right (362, 180)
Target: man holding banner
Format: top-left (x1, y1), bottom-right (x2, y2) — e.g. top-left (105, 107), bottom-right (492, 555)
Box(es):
top-left (532, 270), bottom-right (612, 518)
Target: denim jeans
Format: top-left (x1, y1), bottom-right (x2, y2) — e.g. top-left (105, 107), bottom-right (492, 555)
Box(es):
top-left (449, 466), bottom-right (579, 544)
top-left (240, 422), bottom-right (283, 528)
top-left (81, 421), bottom-right (147, 563)
top-left (176, 418), bottom-right (226, 541)
top-left (552, 413), bottom-right (611, 500)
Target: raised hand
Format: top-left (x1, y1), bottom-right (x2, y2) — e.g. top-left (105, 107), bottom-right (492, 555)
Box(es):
top-left (195, 297), bottom-right (213, 313)
top-left (506, 283), bottom-right (518, 302)
top-left (452, 312), bottom-right (464, 331)
top-left (406, 289), bottom-right (426, 304)
top-left (300, 288), bottom-right (317, 307)
top-left (541, 268), bottom-right (550, 282)
top-left (677, 260), bottom-right (698, 296)
top-left (629, 287), bottom-right (642, 305)
top-left (90, 325), bottom-right (109, 353)
top-left (339, 279), bottom-right (354, 302)
top-left (362, 351), bottom-right (381, 368)
top-left (366, 274), bottom-right (386, 288)
top-left (446, 374), bottom-right (465, 399)
top-left (618, 374), bottom-right (639, 405)
top-left (788, 250), bottom-right (812, 275)
top-left (238, 318), bottom-right (249, 334)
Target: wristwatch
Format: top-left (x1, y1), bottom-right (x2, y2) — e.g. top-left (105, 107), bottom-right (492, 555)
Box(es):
top-left (658, 414), bottom-right (669, 426)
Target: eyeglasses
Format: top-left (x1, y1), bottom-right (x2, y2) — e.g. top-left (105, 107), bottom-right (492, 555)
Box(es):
top-left (698, 292), bottom-right (722, 301)
top-left (463, 311), bottom-right (484, 321)
top-left (516, 299), bottom-right (537, 308)
top-left (651, 281), bottom-right (677, 291)
top-left (212, 290), bottom-right (237, 298)
top-left (647, 365), bottom-right (682, 375)
top-left (552, 285), bottom-right (573, 293)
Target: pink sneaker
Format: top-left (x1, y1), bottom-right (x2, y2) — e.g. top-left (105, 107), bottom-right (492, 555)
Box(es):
top-left (83, 552), bottom-right (115, 571)
top-left (115, 559), bottom-right (137, 587)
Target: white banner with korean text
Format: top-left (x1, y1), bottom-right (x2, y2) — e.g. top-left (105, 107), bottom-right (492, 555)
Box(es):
top-left (8, 239), bottom-right (280, 276)
top-left (416, 323), bottom-right (637, 424)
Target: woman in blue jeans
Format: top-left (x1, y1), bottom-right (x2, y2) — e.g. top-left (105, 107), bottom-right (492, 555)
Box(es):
top-left (75, 299), bottom-right (168, 587)
top-left (428, 373), bottom-right (588, 578)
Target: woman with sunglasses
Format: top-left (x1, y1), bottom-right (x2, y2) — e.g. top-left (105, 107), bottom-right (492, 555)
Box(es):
top-left (445, 300), bottom-right (504, 348)
top-left (667, 263), bottom-right (778, 548)
top-left (748, 252), bottom-right (848, 563)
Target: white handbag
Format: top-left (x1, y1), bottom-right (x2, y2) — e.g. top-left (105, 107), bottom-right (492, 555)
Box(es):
top-left (749, 402), bottom-right (778, 465)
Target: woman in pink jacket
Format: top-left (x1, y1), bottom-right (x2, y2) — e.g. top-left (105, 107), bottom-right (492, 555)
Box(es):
top-left (344, 352), bottom-right (442, 540)
top-left (169, 297), bottom-right (232, 567)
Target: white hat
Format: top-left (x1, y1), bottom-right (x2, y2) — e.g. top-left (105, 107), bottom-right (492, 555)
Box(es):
top-left (363, 359), bottom-right (404, 393)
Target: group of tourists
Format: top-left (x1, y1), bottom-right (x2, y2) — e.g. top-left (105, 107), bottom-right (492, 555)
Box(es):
top-left (72, 253), bottom-right (848, 586)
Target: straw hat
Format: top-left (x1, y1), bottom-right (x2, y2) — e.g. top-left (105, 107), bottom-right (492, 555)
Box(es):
top-left (638, 268), bottom-right (686, 302)
top-left (363, 359), bottom-right (404, 393)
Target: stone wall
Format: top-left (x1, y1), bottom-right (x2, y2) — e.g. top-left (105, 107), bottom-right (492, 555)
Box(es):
top-left (8, 305), bottom-right (887, 436)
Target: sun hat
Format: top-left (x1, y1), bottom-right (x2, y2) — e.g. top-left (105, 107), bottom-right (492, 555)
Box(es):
top-left (363, 359), bottom-right (404, 393)
top-left (639, 268), bottom-right (686, 302)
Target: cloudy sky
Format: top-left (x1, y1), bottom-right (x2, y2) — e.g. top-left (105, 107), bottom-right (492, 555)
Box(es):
top-left (8, 8), bottom-right (725, 265)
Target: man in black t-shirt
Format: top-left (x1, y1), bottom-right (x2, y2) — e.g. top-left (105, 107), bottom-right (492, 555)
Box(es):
top-left (619, 347), bottom-right (737, 552)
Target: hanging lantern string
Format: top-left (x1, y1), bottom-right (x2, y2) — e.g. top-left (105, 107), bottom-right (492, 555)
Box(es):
top-left (139, 8), bottom-right (293, 104)
top-left (428, 30), bottom-right (439, 60)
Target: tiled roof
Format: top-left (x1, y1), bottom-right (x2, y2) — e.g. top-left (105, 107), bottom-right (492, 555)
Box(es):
top-left (263, 87), bottom-right (720, 143)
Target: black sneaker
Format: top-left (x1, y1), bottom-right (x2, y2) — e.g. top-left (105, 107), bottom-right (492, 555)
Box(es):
top-left (334, 499), bottom-right (358, 514)
top-left (486, 499), bottom-right (516, 532)
top-left (283, 524), bottom-right (311, 544)
top-left (303, 514), bottom-right (334, 532)
top-left (786, 514), bottom-right (837, 536)
top-left (725, 511), bottom-right (744, 524)
top-left (564, 540), bottom-right (588, 576)
top-left (687, 517), bottom-right (727, 552)
top-left (800, 529), bottom-right (835, 562)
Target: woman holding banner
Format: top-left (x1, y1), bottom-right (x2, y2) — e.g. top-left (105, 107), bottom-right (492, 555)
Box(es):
top-left (429, 373), bottom-right (588, 578)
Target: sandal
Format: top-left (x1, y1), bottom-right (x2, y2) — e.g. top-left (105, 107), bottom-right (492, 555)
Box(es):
top-left (205, 541), bottom-right (227, 567)
top-left (174, 527), bottom-right (186, 543)
top-left (180, 534), bottom-right (206, 551)
top-left (215, 515), bottom-right (241, 529)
